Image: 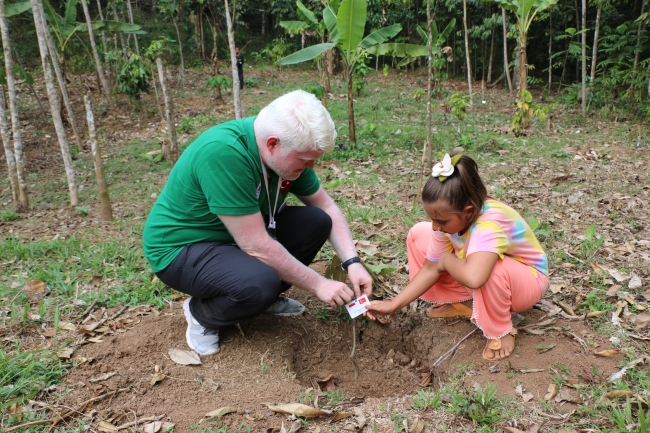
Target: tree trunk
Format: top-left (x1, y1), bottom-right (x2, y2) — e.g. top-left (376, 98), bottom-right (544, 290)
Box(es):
top-left (0, 86), bottom-right (19, 205)
top-left (224, 0), bottom-right (241, 119)
top-left (42, 18), bottom-right (83, 151)
top-left (172, 18), bottom-right (185, 85)
top-left (590, 4), bottom-right (601, 82)
top-left (519, 33), bottom-right (527, 93)
top-left (581, 0), bottom-right (587, 115)
top-left (632, 0), bottom-right (645, 87)
top-left (462, 0), bottom-right (472, 104)
top-left (81, 0), bottom-right (113, 107)
top-left (157, 57), bottom-right (178, 165)
top-left (95, 0), bottom-right (108, 61)
top-left (0, 0), bottom-right (28, 211)
top-left (549, 11), bottom-right (553, 89)
top-left (200, 10), bottom-right (205, 60)
top-left (487, 23), bottom-right (495, 83)
top-left (211, 25), bottom-right (219, 76)
top-left (113, 1), bottom-right (127, 60)
top-left (502, 8), bottom-right (512, 93)
top-left (346, 67), bottom-right (357, 144)
top-left (426, 0), bottom-right (432, 169)
top-left (125, 0), bottom-right (139, 55)
top-left (83, 94), bottom-right (112, 222)
top-left (30, 0), bottom-right (78, 206)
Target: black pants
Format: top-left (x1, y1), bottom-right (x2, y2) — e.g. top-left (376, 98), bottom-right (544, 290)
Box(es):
top-left (156, 206), bottom-right (332, 329)
top-left (237, 66), bottom-right (244, 89)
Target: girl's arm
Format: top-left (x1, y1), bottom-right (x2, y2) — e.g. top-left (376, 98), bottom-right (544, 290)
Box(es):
top-left (366, 259), bottom-right (441, 318)
top-left (438, 251), bottom-right (499, 289)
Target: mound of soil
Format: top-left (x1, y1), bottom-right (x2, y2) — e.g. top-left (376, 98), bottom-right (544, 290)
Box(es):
top-left (61, 285), bottom-right (621, 432)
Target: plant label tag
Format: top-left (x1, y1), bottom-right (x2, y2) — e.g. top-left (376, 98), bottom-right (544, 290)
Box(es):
top-left (345, 294), bottom-right (369, 319)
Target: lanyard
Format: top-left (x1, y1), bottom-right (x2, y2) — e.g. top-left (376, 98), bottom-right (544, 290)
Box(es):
top-left (260, 157), bottom-right (281, 230)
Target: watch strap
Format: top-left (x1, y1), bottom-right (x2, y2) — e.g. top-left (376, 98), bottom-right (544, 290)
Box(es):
top-left (341, 256), bottom-right (361, 273)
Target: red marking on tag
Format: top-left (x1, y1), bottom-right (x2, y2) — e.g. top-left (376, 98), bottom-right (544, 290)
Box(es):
top-left (348, 302), bottom-right (356, 308)
top-left (280, 179), bottom-right (293, 193)
top-left (359, 298), bottom-right (367, 304)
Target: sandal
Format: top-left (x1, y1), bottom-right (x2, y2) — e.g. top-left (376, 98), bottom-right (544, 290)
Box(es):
top-left (482, 328), bottom-right (518, 361)
top-left (425, 302), bottom-right (472, 318)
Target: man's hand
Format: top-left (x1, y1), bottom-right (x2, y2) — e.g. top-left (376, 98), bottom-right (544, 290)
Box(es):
top-left (347, 262), bottom-right (373, 299)
top-left (314, 279), bottom-right (355, 307)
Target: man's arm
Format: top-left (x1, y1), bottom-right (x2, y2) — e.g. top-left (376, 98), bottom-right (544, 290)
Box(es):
top-left (297, 187), bottom-right (373, 298)
top-left (219, 212), bottom-right (355, 306)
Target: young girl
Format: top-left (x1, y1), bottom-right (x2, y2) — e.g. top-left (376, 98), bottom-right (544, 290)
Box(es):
top-left (366, 152), bottom-right (549, 360)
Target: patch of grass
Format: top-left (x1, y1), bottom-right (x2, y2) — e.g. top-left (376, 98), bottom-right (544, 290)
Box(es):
top-left (1, 210), bottom-right (19, 221)
top-left (449, 382), bottom-right (503, 424)
top-left (321, 389), bottom-right (347, 407)
top-left (411, 389), bottom-right (442, 411)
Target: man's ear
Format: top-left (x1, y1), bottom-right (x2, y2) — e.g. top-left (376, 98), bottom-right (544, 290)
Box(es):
top-left (266, 136), bottom-right (280, 152)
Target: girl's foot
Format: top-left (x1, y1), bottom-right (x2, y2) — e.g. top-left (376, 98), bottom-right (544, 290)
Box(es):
top-left (483, 329), bottom-right (517, 360)
top-left (425, 300), bottom-right (472, 317)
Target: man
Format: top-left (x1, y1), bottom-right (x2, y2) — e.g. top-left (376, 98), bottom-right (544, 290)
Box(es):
top-left (236, 47), bottom-right (244, 90)
top-left (143, 90), bottom-right (373, 356)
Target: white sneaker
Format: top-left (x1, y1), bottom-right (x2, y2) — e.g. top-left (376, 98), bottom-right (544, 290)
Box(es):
top-left (264, 297), bottom-right (305, 316)
top-left (183, 299), bottom-right (220, 356)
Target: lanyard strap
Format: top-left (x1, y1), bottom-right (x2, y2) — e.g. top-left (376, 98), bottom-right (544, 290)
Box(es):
top-left (260, 157), bottom-right (281, 230)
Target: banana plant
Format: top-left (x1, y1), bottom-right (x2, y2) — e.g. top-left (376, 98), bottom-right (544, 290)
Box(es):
top-left (279, 0), bottom-right (401, 144)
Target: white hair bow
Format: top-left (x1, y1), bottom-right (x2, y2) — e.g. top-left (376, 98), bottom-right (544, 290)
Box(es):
top-left (431, 153), bottom-right (454, 178)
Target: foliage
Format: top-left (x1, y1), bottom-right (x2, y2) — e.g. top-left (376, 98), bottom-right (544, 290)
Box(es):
top-left (449, 92), bottom-right (471, 122)
top-left (259, 37), bottom-right (294, 64)
top-left (609, 398), bottom-right (649, 432)
top-left (511, 89), bottom-right (547, 135)
top-left (301, 84), bottom-right (325, 99)
top-left (116, 54), bottom-right (152, 105)
top-left (1, 210), bottom-right (18, 221)
top-left (206, 76), bottom-right (232, 100)
top-left (450, 382), bottom-right (502, 424)
top-left (412, 389), bottom-right (442, 410)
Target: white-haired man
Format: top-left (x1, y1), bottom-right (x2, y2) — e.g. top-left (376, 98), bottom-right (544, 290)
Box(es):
top-left (143, 90), bottom-right (373, 355)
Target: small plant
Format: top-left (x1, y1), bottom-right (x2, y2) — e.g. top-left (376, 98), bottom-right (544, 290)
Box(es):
top-left (322, 389), bottom-right (347, 407)
top-left (412, 389), bottom-right (442, 410)
top-left (577, 223), bottom-right (604, 260)
top-left (76, 206), bottom-right (89, 216)
top-left (1, 210), bottom-right (18, 221)
top-left (177, 117), bottom-right (195, 134)
top-left (116, 54), bottom-right (152, 107)
top-left (610, 398), bottom-right (649, 432)
top-left (449, 92), bottom-right (471, 122)
top-left (206, 76), bottom-right (232, 100)
top-left (413, 88), bottom-right (425, 100)
top-left (450, 382), bottom-right (502, 424)
top-left (511, 89), bottom-right (547, 135)
top-left (390, 412), bottom-right (411, 432)
top-left (383, 64), bottom-right (389, 76)
top-left (314, 303), bottom-right (330, 322)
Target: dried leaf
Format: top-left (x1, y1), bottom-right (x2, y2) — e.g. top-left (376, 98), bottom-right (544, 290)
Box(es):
top-left (89, 372), bottom-right (117, 382)
top-left (355, 240), bottom-right (378, 256)
top-left (143, 421), bottom-right (162, 433)
top-left (88, 276), bottom-right (104, 287)
top-left (23, 280), bottom-right (50, 302)
top-left (330, 411), bottom-right (354, 423)
top-left (169, 348), bottom-right (202, 365)
top-left (96, 421), bottom-right (118, 433)
top-left (550, 284), bottom-right (564, 294)
top-left (288, 420), bottom-right (302, 433)
top-left (501, 428), bottom-right (528, 433)
top-left (206, 407), bottom-right (238, 417)
top-left (555, 388), bottom-right (582, 404)
top-left (628, 274), bottom-right (642, 289)
top-left (606, 285), bottom-right (622, 296)
top-left (316, 374), bottom-right (336, 392)
top-left (597, 390), bottom-right (635, 404)
top-left (516, 384), bottom-right (534, 402)
top-left (353, 407), bottom-right (366, 430)
top-left (57, 348), bottom-right (74, 359)
top-left (544, 383), bottom-right (557, 401)
top-left (267, 403), bottom-right (331, 418)
top-left (150, 372), bottom-right (166, 386)
top-left (595, 349), bottom-right (620, 357)
top-left (409, 417), bottom-right (425, 433)
top-left (631, 312), bottom-right (650, 330)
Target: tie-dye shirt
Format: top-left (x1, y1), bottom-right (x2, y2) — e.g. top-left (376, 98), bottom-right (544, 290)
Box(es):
top-left (426, 198), bottom-right (548, 277)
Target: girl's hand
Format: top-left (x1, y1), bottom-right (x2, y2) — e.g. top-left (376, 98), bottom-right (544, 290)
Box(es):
top-left (365, 299), bottom-right (398, 321)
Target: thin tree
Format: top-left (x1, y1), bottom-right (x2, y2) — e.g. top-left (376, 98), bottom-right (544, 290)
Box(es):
top-left (125, 0), bottom-right (139, 55)
top-left (95, 0), bottom-right (108, 61)
top-left (112, 0), bottom-right (127, 59)
top-left (426, 0), bottom-right (433, 170)
top-left (463, 0), bottom-right (473, 104)
top-left (224, 0), bottom-right (241, 119)
top-left (632, 0), bottom-right (645, 83)
top-left (80, 0), bottom-right (113, 106)
top-left (0, 86), bottom-right (18, 204)
top-left (83, 94), bottom-right (112, 221)
top-left (590, 1), bottom-right (601, 82)
top-left (156, 57), bottom-right (178, 164)
top-left (30, 0), bottom-right (78, 206)
top-left (487, 19), bottom-right (495, 83)
top-left (0, 0), bottom-right (28, 210)
top-left (502, 7), bottom-right (512, 92)
top-left (42, 20), bottom-right (83, 151)
top-left (158, 0), bottom-right (185, 85)
top-left (548, 9), bottom-right (553, 88)
top-left (581, 0), bottom-right (587, 114)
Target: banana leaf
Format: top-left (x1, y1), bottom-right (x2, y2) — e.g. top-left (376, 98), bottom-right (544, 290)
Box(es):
top-left (6, 1), bottom-right (31, 17)
top-left (359, 24), bottom-right (401, 49)
top-left (278, 42), bottom-right (335, 65)
top-left (366, 43), bottom-right (429, 57)
top-left (337, 0), bottom-right (366, 57)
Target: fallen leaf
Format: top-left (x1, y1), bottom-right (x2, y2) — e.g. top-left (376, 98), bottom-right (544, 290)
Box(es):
top-left (550, 284), bottom-right (564, 294)
top-left (501, 428), bottom-right (528, 433)
top-left (206, 407), bottom-right (238, 417)
top-left (330, 411), bottom-right (354, 423)
top-left (89, 372), bottom-right (117, 382)
top-left (96, 421), bottom-right (117, 433)
top-left (555, 388), bottom-right (582, 404)
top-left (628, 274), bottom-right (642, 289)
top-left (143, 421), bottom-right (162, 433)
top-left (161, 422), bottom-right (175, 432)
top-left (267, 403), bottom-right (332, 418)
top-left (516, 384), bottom-right (534, 402)
top-left (88, 276), bottom-right (104, 287)
top-left (57, 348), bottom-right (74, 359)
top-left (631, 312), bottom-right (650, 330)
top-left (288, 420), bottom-right (302, 433)
top-left (544, 383), bottom-right (557, 401)
top-left (317, 373), bottom-right (336, 392)
top-left (354, 240), bottom-right (378, 256)
top-left (606, 268), bottom-right (629, 283)
top-left (595, 349), bottom-right (621, 357)
top-left (169, 348), bottom-right (202, 365)
top-left (597, 390), bottom-right (635, 404)
top-left (606, 285), bottom-right (622, 296)
top-left (409, 417), bottom-right (425, 433)
top-left (150, 372), bottom-right (166, 386)
top-left (23, 280), bottom-right (50, 302)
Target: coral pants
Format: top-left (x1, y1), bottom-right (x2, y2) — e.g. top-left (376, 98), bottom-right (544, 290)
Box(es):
top-left (407, 222), bottom-right (549, 339)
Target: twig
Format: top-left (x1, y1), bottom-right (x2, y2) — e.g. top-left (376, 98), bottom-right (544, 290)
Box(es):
top-left (432, 328), bottom-right (479, 369)
top-left (116, 414), bottom-right (164, 430)
top-left (350, 319), bottom-right (359, 380)
top-left (236, 323), bottom-right (246, 338)
top-left (6, 389), bottom-right (127, 432)
top-left (74, 300), bottom-right (97, 323)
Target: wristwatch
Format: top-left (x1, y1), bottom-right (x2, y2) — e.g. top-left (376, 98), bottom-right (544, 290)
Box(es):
top-left (341, 256), bottom-right (361, 273)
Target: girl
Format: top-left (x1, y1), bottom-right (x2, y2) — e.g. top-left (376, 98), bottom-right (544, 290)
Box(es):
top-left (366, 152), bottom-right (549, 360)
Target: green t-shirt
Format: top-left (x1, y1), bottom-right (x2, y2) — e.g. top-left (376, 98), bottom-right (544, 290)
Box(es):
top-left (143, 116), bottom-right (321, 272)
